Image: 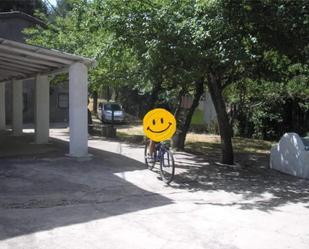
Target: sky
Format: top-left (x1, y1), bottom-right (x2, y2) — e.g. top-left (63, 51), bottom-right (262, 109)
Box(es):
top-left (47, 0), bottom-right (58, 8)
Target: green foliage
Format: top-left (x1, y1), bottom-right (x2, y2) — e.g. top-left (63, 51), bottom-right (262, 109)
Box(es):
top-left (227, 65), bottom-right (309, 139)
top-left (25, 0), bottom-right (309, 140)
top-left (223, 0), bottom-right (309, 139)
top-left (25, 0), bottom-right (139, 93)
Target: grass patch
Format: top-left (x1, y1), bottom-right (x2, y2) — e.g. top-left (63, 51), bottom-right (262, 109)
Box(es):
top-left (191, 109), bottom-right (204, 125)
top-left (117, 131), bottom-right (144, 144)
top-left (117, 125), bottom-right (274, 155)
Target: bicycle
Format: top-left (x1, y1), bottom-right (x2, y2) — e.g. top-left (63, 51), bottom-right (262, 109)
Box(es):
top-left (144, 138), bottom-right (175, 184)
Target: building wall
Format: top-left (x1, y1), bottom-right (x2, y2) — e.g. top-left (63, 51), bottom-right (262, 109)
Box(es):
top-left (1, 12), bottom-right (69, 124)
top-left (5, 81), bottom-right (69, 124)
top-left (0, 16), bottom-right (35, 42)
top-left (50, 82), bottom-right (69, 123)
top-left (181, 91), bottom-right (217, 125)
top-left (202, 92), bottom-right (217, 125)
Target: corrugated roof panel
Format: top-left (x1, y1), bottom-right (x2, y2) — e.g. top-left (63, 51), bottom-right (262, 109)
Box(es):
top-left (0, 37), bottom-right (96, 82)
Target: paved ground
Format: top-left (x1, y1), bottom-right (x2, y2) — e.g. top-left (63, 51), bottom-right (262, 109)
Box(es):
top-left (0, 128), bottom-right (309, 249)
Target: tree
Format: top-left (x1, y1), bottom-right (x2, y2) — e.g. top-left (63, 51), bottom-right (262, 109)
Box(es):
top-left (224, 0), bottom-right (309, 139)
top-left (193, 0), bottom-right (308, 162)
top-left (26, 0), bottom-right (144, 114)
top-left (27, 0), bottom-right (239, 164)
top-left (174, 79), bottom-right (204, 150)
top-left (26, 0), bottom-right (309, 165)
top-left (99, 0), bottom-right (208, 147)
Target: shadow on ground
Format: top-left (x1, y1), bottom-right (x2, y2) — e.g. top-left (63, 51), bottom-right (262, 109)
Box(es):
top-left (0, 133), bottom-right (172, 241)
top-left (171, 149), bottom-right (309, 212)
top-left (2, 130), bottom-right (309, 242)
top-left (90, 131), bottom-right (309, 212)
top-left (0, 131), bottom-right (61, 158)
top-left (89, 131), bottom-right (145, 145)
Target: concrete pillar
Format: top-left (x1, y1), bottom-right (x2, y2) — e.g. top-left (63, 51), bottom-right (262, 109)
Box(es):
top-left (12, 80), bottom-right (23, 136)
top-left (35, 75), bottom-right (50, 144)
top-left (69, 63), bottom-right (88, 157)
top-left (0, 83), bottom-right (5, 130)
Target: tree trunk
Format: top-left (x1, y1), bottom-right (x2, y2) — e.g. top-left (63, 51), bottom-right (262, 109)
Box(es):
top-left (106, 86), bottom-right (111, 102)
top-left (149, 80), bottom-right (162, 109)
top-left (207, 73), bottom-right (234, 165)
top-left (174, 79), bottom-right (204, 150)
top-left (114, 87), bottom-right (119, 101)
top-left (174, 87), bottom-right (186, 120)
top-left (92, 90), bottom-right (98, 114)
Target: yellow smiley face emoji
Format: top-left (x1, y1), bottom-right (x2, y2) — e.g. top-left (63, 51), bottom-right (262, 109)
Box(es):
top-left (143, 108), bottom-right (176, 142)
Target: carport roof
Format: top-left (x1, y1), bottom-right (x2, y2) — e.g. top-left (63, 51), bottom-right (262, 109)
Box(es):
top-left (0, 37), bottom-right (96, 82)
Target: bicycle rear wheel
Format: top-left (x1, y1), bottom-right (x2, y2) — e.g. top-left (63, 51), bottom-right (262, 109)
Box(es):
top-left (160, 149), bottom-right (175, 184)
top-left (144, 139), bottom-right (155, 170)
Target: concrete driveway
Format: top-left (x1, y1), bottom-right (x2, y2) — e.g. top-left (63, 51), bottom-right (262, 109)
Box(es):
top-left (0, 129), bottom-right (309, 249)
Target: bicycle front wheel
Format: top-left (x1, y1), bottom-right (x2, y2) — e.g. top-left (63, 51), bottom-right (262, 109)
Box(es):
top-left (160, 149), bottom-right (175, 184)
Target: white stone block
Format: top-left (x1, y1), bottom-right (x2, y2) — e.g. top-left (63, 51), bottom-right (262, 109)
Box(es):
top-left (270, 133), bottom-right (309, 179)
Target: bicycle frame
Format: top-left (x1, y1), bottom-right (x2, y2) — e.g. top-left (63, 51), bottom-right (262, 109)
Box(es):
top-left (145, 138), bottom-right (175, 184)
top-left (154, 142), bottom-right (169, 163)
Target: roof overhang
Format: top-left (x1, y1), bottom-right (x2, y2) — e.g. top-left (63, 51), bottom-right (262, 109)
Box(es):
top-left (0, 38), bottom-right (96, 83)
top-left (0, 11), bottom-right (46, 27)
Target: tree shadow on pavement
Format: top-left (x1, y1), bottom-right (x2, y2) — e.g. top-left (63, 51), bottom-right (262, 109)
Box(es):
top-left (171, 150), bottom-right (309, 212)
top-left (87, 132), bottom-right (309, 213)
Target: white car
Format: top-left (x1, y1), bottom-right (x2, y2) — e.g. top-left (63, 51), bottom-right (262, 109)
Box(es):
top-left (98, 103), bottom-right (125, 123)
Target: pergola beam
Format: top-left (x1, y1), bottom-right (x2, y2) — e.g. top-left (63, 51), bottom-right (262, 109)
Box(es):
top-left (0, 56), bottom-right (51, 70)
top-left (0, 70), bottom-right (15, 77)
top-left (0, 51), bottom-right (63, 68)
top-left (0, 71), bottom-right (18, 82)
top-left (0, 61), bottom-right (40, 72)
top-left (0, 65), bottom-right (71, 83)
top-left (0, 67), bottom-right (27, 76)
top-left (0, 46), bottom-right (74, 64)
top-left (0, 38), bottom-right (95, 83)
top-left (1, 39), bottom-right (92, 63)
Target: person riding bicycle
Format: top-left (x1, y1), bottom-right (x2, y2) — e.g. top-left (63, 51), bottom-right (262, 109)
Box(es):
top-left (144, 103), bottom-right (175, 160)
top-left (143, 106), bottom-right (177, 183)
top-left (147, 139), bottom-right (156, 160)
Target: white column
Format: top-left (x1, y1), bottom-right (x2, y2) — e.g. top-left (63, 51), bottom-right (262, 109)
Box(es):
top-left (0, 83), bottom-right (5, 130)
top-left (35, 75), bottom-right (50, 144)
top-left (12, 80), bottom-right (23, 136)
top-left (69, 63), bottom-right (88, 157)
